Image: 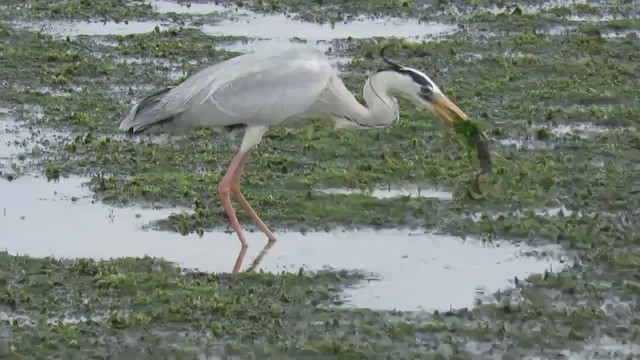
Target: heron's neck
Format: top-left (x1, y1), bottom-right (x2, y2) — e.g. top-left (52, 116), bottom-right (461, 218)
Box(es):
top-left (359, 71), bottom-right (399, 127)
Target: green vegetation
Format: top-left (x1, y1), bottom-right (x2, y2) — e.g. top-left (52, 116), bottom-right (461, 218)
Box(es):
top-left (1, 0), bottom-right (639, 357)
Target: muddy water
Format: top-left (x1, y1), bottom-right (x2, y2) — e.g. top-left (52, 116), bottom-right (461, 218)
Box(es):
top-left (0, 173), bottom-right (569, 311)
top-left (498, 122), bottom-right (637, 149)
top-left (317, 185), bottom-right (453, 200)
top-left (12, 0), bottom-right (457, 57)
top-left (199, 14), bottom-right (455, 43)
top-left (15, 16), bottom-right (454, 42)
top-left (153, 0), bottom-right (457, 41)
top-left (0, 110), bottom-right (32, 175)
top-left (152, 0), bottom-right (227, 15)
top-left (13, 20), bottom-right (173, 37)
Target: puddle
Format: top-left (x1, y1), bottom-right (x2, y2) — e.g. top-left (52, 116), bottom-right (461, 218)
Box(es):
top-left (153, 0), bottom-right (226, 15)
top-left (0, 111), bottom-right (34, 175)
top-left (0, 312), bottom-right (108, 327)
top-left (603, 29), bottom-right (638, 38)
top-left (200, 15), bottom-right (456, 42)
top-left (559, 336), bottom-right (640, 359)
top-left (472, 205), bottom-right (575, 222)
top-left (1, 174), bottom-right (569, 312)
top-left (11, 20), bottom-right (175, 37)
top-left (154, 0), bottom-right (458, 41)
top-left (317, 185), bottom-right (453, 200)
top-left (476, 335), bottom-right (640, 359)
top-left (0, 109), bottom-right (70, 177)
top-left (12, 0), bottom-right (457, 43)
top-left (476, 1), bottom-right (586, 15)
top-left (499, 123), bottom-right (636, 149)
top-left (548, 24), bottom-right (577, 35)
top-left (567, 14), bottom-right (617, 22)
top-left (497, 137), bottom-right (554, 150)
top-left (550, 123), bottom-right (636, 138)
top-left (0, 108), bottom-right (14, 156)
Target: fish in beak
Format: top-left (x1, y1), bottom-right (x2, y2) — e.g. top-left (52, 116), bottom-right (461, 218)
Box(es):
top-left (426, 93), bottom-right (493, 184)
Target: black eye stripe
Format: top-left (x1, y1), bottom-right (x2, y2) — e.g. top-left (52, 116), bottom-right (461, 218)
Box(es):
top-left (377, 65), bottom-right (436, 92)
top-left (398, 69), bottom-right (429, 86)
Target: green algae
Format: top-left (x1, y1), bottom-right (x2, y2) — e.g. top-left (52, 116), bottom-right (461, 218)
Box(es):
top-left (0, 251), bottom-right (627, 358)
top-left (1, 0), bottom-right (640, 357)
top-left (0, 0), bottom-right (156, 21)
top-left (2, 19), bottom-right (639, 234)
top-left (106, 27), bottom-right (246, 61)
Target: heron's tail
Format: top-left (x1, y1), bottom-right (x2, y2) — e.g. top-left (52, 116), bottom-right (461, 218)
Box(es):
top-left (118, 86), bottom-right (175, 134)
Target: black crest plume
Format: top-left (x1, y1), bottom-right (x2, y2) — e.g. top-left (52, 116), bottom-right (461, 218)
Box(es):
top-left (380, 45), bottom-right (402, 71)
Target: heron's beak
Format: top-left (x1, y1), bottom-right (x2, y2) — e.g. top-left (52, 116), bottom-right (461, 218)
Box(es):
top-left (430, 95), bottom-right (469, 127)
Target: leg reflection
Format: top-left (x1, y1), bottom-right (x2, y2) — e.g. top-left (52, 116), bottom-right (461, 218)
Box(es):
top-left (231, 241), bottom-right (277, 273)
top-left (246, 241), bottom-right (276, 272)
top-left (232, 246), bottom-right (248, 274)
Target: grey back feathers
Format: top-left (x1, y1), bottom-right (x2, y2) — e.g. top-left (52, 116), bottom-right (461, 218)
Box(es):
top-left (118, 44), bottom-right (439, 136)
top-left (118, 45), bottom-right (334, 134)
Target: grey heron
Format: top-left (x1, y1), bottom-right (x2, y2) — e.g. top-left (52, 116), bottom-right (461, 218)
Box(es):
top-left (119, 45), bottom-right (471, 250)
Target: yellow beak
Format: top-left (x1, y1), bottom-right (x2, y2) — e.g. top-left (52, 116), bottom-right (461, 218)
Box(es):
top-left (431, 95), bottom-right (469, 127)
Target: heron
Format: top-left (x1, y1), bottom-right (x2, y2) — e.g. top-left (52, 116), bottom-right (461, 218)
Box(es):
top-left (119, 44), bottom-right (471, 251)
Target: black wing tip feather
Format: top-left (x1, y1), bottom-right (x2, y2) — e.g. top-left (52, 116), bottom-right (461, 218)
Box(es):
top-left (120, 86), bottom-right (176, 135)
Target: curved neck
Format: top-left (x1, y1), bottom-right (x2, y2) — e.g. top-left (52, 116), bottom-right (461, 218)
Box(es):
top-left (359, 71), bottom-right (399, 127)
top-left (323, 71), bottom-right (400, 129)
top-left (363, 71), bottom-right (397, 109)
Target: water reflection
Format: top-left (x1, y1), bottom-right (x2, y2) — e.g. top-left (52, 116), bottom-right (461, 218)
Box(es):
top-left (1, 174), bottom-right (570, 311)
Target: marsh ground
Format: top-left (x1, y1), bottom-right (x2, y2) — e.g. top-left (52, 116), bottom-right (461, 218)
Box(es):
top-left (1, 0), bottom-right (639, 358)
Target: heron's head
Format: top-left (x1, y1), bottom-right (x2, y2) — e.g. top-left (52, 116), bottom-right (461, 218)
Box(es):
top-left (377, 45), bottom-right (469, 127)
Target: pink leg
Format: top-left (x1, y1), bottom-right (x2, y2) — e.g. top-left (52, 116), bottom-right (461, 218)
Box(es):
top-left (217, 151), bottom-right (250, 248)
top-left (230, 151), bottom-right (278, 243)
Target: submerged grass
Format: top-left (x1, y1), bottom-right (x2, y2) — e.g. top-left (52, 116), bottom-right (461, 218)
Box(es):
top-left (1, 0), bottom-right (640, 357)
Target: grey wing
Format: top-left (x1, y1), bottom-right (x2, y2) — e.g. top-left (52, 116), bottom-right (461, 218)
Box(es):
top-left (206, 55), bottom-right (335, 126)
top-left (119, 47), bottom-right (334, 132)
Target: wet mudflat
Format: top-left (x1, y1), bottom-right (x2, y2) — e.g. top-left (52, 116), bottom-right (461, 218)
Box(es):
top-left (1, 0), bottom-right (640, 358)
top-left (0, 173), bottom-right (568, 313)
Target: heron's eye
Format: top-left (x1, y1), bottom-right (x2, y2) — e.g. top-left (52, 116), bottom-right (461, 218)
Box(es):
top-left (420, 85), bottom-right (433, 94)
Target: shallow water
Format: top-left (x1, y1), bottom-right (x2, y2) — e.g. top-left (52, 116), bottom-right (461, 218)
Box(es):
top-left (14, 0), bottom-right (457, 43)
top-left (153, 0), bottom-right (228, 15)
top-left (0, 174), bottom-right (569, 311)
top-left (603, 29), bottom-right (638, 38)
top-left (497, 137), bottom-right (553, 150)
top-left (13, 19), bottom-right (173, 37)
top-left (154, 0), bottom-right (457, 41)
top-left (200, 15), bottom-right (456, 43)
top-left (0, 108), bottom-right (13, 157)
top-left (560, 336), bottom-right (640, 359)
top-left (317, 185), bottom-right (454, 200)
top-left (550, 122), bottom-right (636, 137)
top-left (471, 205), bottom-right (575, 223)
top-left (0, 111), bottom-right (32, 175)
top-left (498, 122), bottom-right (636, 149)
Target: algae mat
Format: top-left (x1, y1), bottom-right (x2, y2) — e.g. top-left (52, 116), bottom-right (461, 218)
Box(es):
top-left (1, 0), bottom-right (640, 358)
